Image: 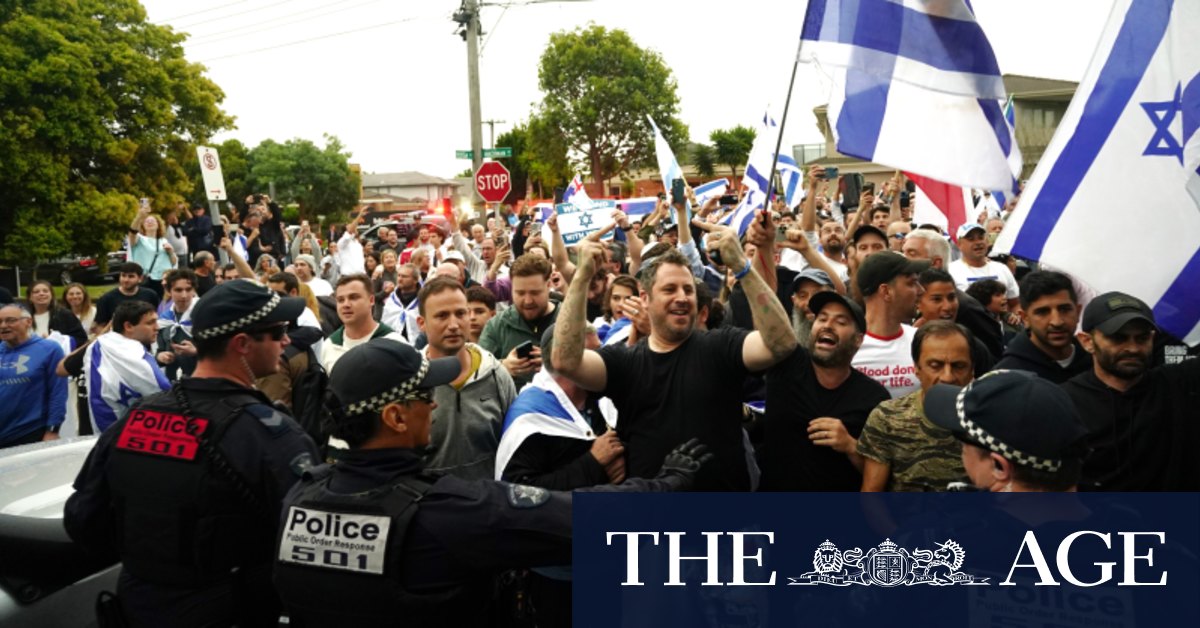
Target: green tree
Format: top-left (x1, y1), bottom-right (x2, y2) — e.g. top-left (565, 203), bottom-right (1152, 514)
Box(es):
top-left (523, 112), bottom-right (572, 198)
top-left (0, 0), bottom-right (232, 263)
top-left (536, 24), bottom-right (687, 192)
top-left (494, 125), bottom-right (529, 203)
top-left (244, 135), bottom-right (360, 222)
top-left (710, 125), bottom-right (757, 179)
top-left (691, 143), bottom-right (717, 178)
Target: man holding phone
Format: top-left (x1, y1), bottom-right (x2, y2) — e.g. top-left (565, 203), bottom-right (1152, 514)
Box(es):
top-left (479, 254), bottom-right (559, 389)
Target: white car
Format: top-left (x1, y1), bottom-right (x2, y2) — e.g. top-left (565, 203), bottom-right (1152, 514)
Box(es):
top-left (0, 437), bottom-right (119, 627)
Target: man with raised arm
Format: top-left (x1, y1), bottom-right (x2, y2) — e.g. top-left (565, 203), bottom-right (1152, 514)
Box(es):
top-left (551, 220), bottom-right (797, 491)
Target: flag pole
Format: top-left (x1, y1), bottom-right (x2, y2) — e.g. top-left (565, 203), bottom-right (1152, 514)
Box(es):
top-left (764, 36), bottom-right (805, 211)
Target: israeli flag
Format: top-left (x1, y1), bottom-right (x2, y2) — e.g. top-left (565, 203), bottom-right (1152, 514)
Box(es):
top-left (616, 197), bottom-right (658, 218)
top-left (85, 331), bottom-right (171, 432)
top-left (647, 116), bottom-right (693, 220)
top-left (995, 0), bottom-right (1200, 346)
top-left (495, 370), bottom-right (615, 480)
top-left (693, 178), bottom-right (730, 205)
top-left (721, 110), bottom-right (779, 236)
top-left (800, 0), bottom-right (1021, 190)
top-left (994, 97), bottom-right (1019, 210)
top-left (777, 153), bottom-right (804, 208)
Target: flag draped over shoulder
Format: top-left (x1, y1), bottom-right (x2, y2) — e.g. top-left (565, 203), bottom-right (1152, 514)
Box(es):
top-left (85, 331), bottom-right (170, 431)
top-left (495, 370), bottom-right (601, 480)
top-left (800, 0), bottom-right (1021, 190)
top-left (995, 0), bottom-right (1200, 346)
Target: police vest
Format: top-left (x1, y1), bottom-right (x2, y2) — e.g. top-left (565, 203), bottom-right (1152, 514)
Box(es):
top-left (274, 466), bottom-right (478, 627)
top-left (105, 389), bottom-right (276, 586)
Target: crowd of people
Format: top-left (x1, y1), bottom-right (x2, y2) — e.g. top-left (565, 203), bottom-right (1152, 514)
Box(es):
top-left (0, 168), bottom-right (1196, 625)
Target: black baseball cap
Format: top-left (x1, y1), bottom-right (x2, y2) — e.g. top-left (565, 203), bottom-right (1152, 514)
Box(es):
top-left (925, 370), bottom-right (1088, 473)
top-left (851, 224), bottom-right (887, 245)
top-left (1081, 291), bottom-right (1157, 335)
top-left (192, 280), bottom-right (306, 339)
top-left (327, 338), bottom-right (462, 417)
top-left (855, 251), bottom-right (930, 296)
top-left (808, 291), bottom-right (866, 332)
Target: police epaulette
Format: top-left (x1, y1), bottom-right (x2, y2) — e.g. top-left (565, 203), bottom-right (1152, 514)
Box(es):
top-left (244, 403), bottom-right (291, 436)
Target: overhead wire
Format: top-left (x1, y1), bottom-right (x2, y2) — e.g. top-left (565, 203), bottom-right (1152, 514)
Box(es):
top-left (197, 14), bottom-right (435, 62)
top-left (185, 0), bottom-right (380, 46)
top-left (478, 4), bottom-right (509, 56)
top-left (174, 0), bottom-right (297, 29)
top-left (156, 0), bottom-right (248, 23)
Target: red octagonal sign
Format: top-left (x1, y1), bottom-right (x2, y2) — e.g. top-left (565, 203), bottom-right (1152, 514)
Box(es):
top-left (474, 161), bottom-right (512, 203)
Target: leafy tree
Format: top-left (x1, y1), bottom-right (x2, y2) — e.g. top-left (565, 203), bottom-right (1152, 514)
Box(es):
top-left (494, 125), bottom-right (529, 204)
top-left (0, 0), bottom-right (231, 263)
top-left (523, 112), bottom-right (572, 198)
top-left (691, 143), bottom-right (717, 178)
top-left (244, 135), bottom-right (360, 222)
top-left (710, 125), bottom-right (757, 179)
top-left (536, 24), bottom-right (687, 192)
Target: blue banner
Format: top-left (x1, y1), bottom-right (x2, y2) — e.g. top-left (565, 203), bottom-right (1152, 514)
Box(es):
top-left (573, 493), bottom-right (1200, 627)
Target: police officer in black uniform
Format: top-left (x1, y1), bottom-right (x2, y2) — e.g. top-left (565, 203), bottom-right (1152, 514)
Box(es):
top-left (272, 338), bottom-right (711, 627)
top-left (65, 280), bottom-right (321, 627)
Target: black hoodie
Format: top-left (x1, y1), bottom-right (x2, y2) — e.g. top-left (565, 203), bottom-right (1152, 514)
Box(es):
top-left (1062, 359), bottom-right (1200, 491)
top-left (994, 332), bottom-right (1092, 384)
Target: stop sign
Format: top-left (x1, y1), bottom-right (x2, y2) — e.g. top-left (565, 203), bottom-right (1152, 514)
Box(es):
top-left (474, 161), bottom-right (512, 203)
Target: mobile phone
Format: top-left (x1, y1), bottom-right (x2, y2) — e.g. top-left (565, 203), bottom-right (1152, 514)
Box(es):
top-left (824, 167), bottom-right (839, 179)
top-left (863, 182), bottom-right (876, 195)
top-left (139, 197), bottom-right (150, 209)
top-left (553, 187), bottom-right (565, 205)
top-left (671, 178), bottom-right (686, 206)
top-left (841, 174), bottom-right (864, 210)
top-left (718, 194), bottom-right (738, 206)
top-left (775, 225), bottom-right (790, 243)
top-left (515, 340), bottom-right (535, 360)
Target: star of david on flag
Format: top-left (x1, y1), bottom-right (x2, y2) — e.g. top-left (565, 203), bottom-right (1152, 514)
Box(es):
top-left (996, 0), bottom-right (1200, 346)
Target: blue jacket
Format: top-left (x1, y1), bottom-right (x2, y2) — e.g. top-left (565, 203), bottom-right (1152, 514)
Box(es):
top-left (0, 336), bottom-right (67, 443)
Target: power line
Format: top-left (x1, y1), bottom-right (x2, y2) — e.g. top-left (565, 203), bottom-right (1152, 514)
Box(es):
top-left (478, 4), bottom-right (508, 55)
top-left (186, 0), bottom-right (379, 46)
top-left (156, 0), bottom-right (247, 23)
top-left (197, 15), bottom-right (431, 62)
top-left (174, 0), bottom-right (296, 29)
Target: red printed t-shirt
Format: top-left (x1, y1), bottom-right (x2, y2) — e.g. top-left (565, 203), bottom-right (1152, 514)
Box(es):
top-left (851, 324), bottom-right (919, 399)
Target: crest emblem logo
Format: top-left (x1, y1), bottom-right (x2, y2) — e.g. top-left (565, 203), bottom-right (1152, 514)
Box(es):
top-left (789, 538), bottom-right (988, 587)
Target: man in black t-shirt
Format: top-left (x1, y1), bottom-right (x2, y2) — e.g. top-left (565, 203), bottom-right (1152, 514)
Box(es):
top-left (759, 292), bottom-right (890, 491)
top-left (552, 219), bottom-right (798, 491)
top-left (92, 262), bottom-right (159, 334)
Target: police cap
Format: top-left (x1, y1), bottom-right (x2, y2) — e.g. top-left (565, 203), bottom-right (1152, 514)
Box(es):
top-left (328, 338), bottom-right (462, 417)
top-left (925, 370), bottom-right (1088, 473)
top-left (192, 280), bottom-right (307, 339)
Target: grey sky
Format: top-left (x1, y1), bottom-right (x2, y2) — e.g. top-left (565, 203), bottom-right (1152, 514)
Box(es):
top-left (141, 0), bottom-right (1112, 179)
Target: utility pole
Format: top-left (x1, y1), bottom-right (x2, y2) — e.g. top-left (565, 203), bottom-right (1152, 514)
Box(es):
top-left (482, 119), bottom-right (506, 148)
top-left (455, 1), bottom-right (484, 202)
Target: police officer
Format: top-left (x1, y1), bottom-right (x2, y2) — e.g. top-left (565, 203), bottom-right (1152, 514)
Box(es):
top-left (273, 338), bottom-right (711, 627)
top-left (65, 280), bottom-right (321, 627)
top-left (925, 369), bottom-right (1089, 492)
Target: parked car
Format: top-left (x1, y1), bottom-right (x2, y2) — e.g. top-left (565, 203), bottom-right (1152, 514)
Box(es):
top-left (17, 252), bottom-right (124, 288)
top-left (0, 438), bottom-right (119, 627)
top-left (359, 213), bottom-right (450, 248)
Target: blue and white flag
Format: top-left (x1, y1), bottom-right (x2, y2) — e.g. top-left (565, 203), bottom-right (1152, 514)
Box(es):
top-left (995, 0), bottom-right (1200, 346)
top-left (548, 201), bottom-right (619, 245)
top-left (777, 153), bottom-right (804, 208)
top-left (647, 116), bottom-right (693, 220)
top-left (616, 197), bottom-right (658, 218)
top-left (381, 291), bottom-right (421, 342)
top-left (993, 97), bottom-right (1020, 210)
top-left (721, 111), bottom-right (778, 236)
top-left (85, 331), bottom-right (170, 432)
top-left (693, 178), bottom-right (730, 205)
top-left (600, 317), bottom-right (632, 347)
top-left (800, 0), bottom-right (1021, 190)
top-left (495, 370), bottom-right (608, 480)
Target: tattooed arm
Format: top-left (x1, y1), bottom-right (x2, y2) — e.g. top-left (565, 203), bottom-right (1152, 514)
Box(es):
top-left (551, 240), bottom-right (609, 392)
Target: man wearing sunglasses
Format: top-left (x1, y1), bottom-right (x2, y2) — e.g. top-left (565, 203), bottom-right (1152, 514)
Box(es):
top-left (66, 280), bottom-right (321, 627)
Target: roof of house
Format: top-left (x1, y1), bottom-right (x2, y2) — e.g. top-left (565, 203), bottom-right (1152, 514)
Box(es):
top-left (362, 171), bottom-right (462, 188)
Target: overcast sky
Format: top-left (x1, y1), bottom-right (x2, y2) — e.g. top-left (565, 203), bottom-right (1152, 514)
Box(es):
top-left (140, 0), bottom-right (1113, 179)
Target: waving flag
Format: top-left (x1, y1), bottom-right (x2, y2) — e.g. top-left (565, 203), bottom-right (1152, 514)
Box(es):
top-left (993, 97), bottom-right (1020, 210)
top-left (562, 174), bottom-right (592, 207)
top-left (908, 173), bottom-right (972, 238)
top-left (800, 0), bottom-right (1021, 190)
top-left (721, 111), bottom-right (780, 236)
top-left (647, 116), bottom-right (693, 221)
top-left (995, 0), bottom-right (1200, 346)
top-left (693, 178), bottom-right (730, 205)
top-left (85, 331), bottom-right (170, 431)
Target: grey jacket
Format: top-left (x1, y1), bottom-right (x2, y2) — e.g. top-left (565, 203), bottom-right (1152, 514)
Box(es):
top-left (424, 343), bottom-right (517, 480)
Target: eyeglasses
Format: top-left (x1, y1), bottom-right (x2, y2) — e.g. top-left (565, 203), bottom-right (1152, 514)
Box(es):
top-left (246, 322), bottom-right (289, 341)
top-left (890, 233), bottom-right (908, 240)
